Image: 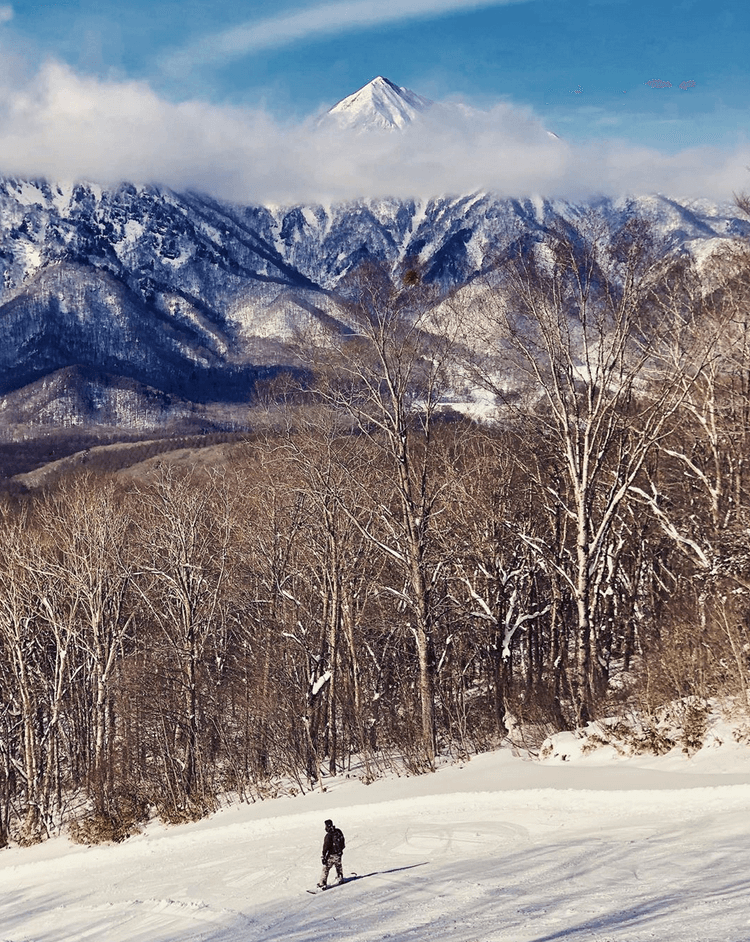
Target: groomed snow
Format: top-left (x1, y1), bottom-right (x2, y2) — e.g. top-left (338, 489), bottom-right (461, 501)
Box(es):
top-left (1, 737), bottom-right (750, 942)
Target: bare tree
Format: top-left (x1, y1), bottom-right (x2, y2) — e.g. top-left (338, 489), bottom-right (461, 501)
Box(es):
top-left (474, 215), bottom-right (697, 720)
top-left (0, 500), bottom-right (83, 842)
top-left (443, 430), bottom-right (551, 735)
top-left (631, 244), bottom-right (750, 567)
top-left (134, 467), bottom-right (235, 817)
top-left (35, 476), bottom-right (135, 822)
top-left (304, 261), bottom-right (463, 764)
top-left (273, 423), bottom-right (384, 775)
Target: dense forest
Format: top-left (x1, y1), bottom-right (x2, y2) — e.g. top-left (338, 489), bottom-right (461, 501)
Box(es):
top-left (0, 211), bottom-right (749, 847)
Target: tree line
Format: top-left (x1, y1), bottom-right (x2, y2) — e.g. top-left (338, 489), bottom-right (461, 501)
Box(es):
top-left (0, 211), bottom-right (748, 846)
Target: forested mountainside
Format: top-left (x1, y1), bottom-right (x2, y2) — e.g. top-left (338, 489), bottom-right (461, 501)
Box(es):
top-left (1, 201), bottom-right (749, 846)
top-left (0, 177), bottom-right (748, 442)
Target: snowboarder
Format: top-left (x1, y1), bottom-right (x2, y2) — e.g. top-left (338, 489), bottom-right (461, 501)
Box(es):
top-left (317, 819), bottom-right (346, 888)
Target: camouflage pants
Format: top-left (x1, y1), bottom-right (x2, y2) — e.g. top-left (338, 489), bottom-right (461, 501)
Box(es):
top-left (319, 853), bottom-right (343, 886)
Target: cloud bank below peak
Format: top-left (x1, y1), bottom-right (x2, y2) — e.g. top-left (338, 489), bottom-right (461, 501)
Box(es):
top-left (0, 57), bottom-right (747, 206)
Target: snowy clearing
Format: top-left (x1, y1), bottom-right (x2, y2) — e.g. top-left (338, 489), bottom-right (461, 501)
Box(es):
top-left (2, 730), bottom-right (750, 942)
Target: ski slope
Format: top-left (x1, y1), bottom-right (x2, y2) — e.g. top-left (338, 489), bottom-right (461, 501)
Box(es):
top-left (2, 731), bottom-right (750, 942)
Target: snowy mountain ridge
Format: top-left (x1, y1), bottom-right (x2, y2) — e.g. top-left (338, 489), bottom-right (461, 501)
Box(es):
top-left (0, 175), bottom-right (747, 439)
top-left (325, 76), bottom-right (434, 131)
top-left (1, 76), bottom-right (748, 439)
top-left (0, 65), bottom-right (749, 441)
top-left (323, 75), bottom-right (560, 142)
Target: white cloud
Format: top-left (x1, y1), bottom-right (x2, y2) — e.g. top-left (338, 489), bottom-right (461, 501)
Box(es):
top-left (161, 0), bottom-right (534, 76)
top-left (0, 6), bottom-right (12, 26)
top-left (0, 57), bottom-right (746, 206)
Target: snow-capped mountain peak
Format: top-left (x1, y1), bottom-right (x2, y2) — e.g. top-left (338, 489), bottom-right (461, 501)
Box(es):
top-left (325, 76), bottom-right (433, 132)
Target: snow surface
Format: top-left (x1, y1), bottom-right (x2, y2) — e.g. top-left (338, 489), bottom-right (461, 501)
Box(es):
top-left (1, 733), bottom-right (750, 942)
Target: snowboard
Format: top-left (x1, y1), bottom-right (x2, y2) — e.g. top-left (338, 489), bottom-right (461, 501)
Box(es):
top-left (307, 874), bottom-right (355, 894)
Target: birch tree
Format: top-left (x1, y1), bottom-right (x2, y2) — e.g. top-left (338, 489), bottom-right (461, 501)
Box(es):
top-left (135, 467), bottom-right (235, 817)
top-left (36, 476), bottom-right (135, 822)
top-left (445, 432), bottom-right (551, 734)
top-left (0, 503), bottom-right (80, 842)
top-left (476, 215), bottom-right (694, 720)
top-left (308, 261), bottom-right (461, 765)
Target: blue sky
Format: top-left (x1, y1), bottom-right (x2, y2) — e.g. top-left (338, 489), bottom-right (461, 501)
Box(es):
top-left (7, 0), bottom-right (748, 148)
top-left (0, 0), bottom-right (748, 201)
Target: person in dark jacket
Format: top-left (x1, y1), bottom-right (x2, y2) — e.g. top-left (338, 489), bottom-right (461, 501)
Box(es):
top-left (318, 819), bottom-right (345, 888)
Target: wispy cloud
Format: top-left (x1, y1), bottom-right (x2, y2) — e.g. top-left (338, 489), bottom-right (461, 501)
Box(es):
top-left (161, 0), bottom-right (534, 76)
top-left (0, 56), bottom-right (746, 205)
top-left (0, 6), bottom-right (13, 26)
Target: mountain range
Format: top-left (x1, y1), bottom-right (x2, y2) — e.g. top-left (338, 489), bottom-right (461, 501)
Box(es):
top-left (0, 78), bottom-right (747, 448)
